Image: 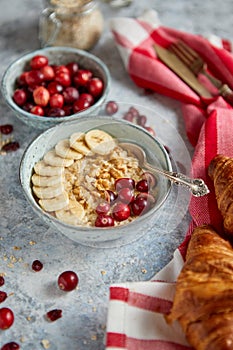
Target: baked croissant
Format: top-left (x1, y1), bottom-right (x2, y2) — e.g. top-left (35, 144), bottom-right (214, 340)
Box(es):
top-left (166, 224), bottom-right (233, 350)
top-left (208, 154), bottom-right (233, 235)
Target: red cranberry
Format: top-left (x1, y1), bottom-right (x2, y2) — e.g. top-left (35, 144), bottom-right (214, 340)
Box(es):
top-left (33, 86), bottom-right (50, 107)
top-left (112, 202), bottom-right (131, 221)
top-left (118, 187), bottom-right (134, 204)
top-left (87, 77), bottom-right (104, 97)
top-left (58, 271), bottom-right (79, 292)
top-left (0, 276), bottom-right (5, 287)
top-left (104, 190), bottom-right (118, 204)
top-left (0, 124), bottom-right (13, 135)
top-left (63, 87), bottom-right (79, 104)
top-left (136, 179), bottom-right (149, 192)
top-left (40, 65), bottom-right (55, 81)
top-left (128, 106), bottom-right (140, 118)
top-left (131, 196), bottom-right (149, 216)
top-left (30, 105), bottom-right (44, 116)
top-left (2, 142), bottom-right (20, 152)
top-left (17, 72), bottom-right (28, 86)
top-left (32, 259), bottom-right (43, 272)
top-left (25, 70), bottom-right (44, 86)
top-left (54, 65), bottom-right (70, 75)
top-left (0, 307), bottom-right (14, 330)
top-left (142, 172), bottom-right (157, 188)
top-left (137, 115), bottom-right (147, 127)
top-left (54, 72), bottom-right (71, 87)
top-left (0, 291), bottom-right (7, 303)
top-left (47, 107), bottom-right (65, 117)
top-left (123, 112), bottom-right (135, 123)
top-left (73, 98), bottom-right (90, 113)
top-left (22, 102), bottom-right (35, 112)
top-left (66, 62), bottom-right (79, 75)
top-left (144, 126), bottom-right (156, 136)
top-left (136, 192), bottom-right (156, 206)
top-left (1, 342), bottom-right (20, 350)
top-left (115, 178), bottom-right (135, 191)
top-left (73, 69), bottom-right (92, 86)
top-left (49, 93), bottom-right (64, 109)
top-left (13, 89), bottom-right (27, 106)
top-left (79, 93), bottom-right (94, 105)
top-left (96, 202), bottom-right (110, 215)
top-left (46, 309), bottom-right (62, 322)
top-left (95, 214), bottom-right (115, 227)
top-left (105, 101), bottom-right (118, 115)
top-left (47, 81), bottom-right (63, 95)
top-left (30, 55), bottom-right (48, 70)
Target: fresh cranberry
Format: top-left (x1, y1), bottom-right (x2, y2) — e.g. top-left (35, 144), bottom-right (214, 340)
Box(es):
top-left (136, 192), bottom-right (156, 206)
top-left (66, 62), bottom-right (79, 75)
top-left (49, 93), bottom-right (64, 109)
top-left (96, 202), bottom-right (110, 215)
top-left (0, 276), bottom-right (5, 287)
top-left (17, 72), bottom-right (28, 86)
top-left (47, 81), bottom-right (63, 95)
top-left (115, 178), bottom-right (135, 191)
top-left (144, 126), bottom-right (156, 136)
top-left (112, 202), bottom-right (131, 221)
top-left (33, 86), bottom-right (50, 107)
top-left (118, 187), bottom-right (134, 204)
top-left (2, 142), bottom-right (20, 152)
top-left (131, 196), bottom-right (149, 216)
top-left (95, 214), bottom-right (115, 227)
top-left (104, 190), bottom-right (118, 204)
top-left (25, 70), bottom-right (44, 86)
top-left (123, 112), bottom-right (135, 123)
top-left (1, 342), bottom-right (20, 350)
top-left (0, 124), bottom-right (13, 135)
top-left (13, 89), bottom-right (27, 106)
top-left (136, 179), bottom-right (149, 192)
top-left (63, 105), bottom-right (73, 116)
top-left (30, 105), bottom-right (44, 116)
top-left (105, 101), bottom-right (118, 115)
top-left (137, 115), bottom-right (147, 127)
top-left (142, 172), bottom-right (157, 188)
top-left (73, 69), bottom-right (92, 86)
top-left (46, 309), bottom-right (62, 322)
top-left (40, 65), bottom-right (55, 81)
top-left (47, 107), bottom-right (65, 117)
top-left (58, 271), bottom-right (79, 292)
top-left (87, 77), bottom-right (103, 97)
top-left (54, 72), bottom-right (71, 87)
top-left (63, 87), bottom-right (79, 104)
top-left (73, 98), bottom-right (90, 113)
top-left (32, 260), bottom-right (43, 272)
top-left (0, 307), bottom-right (14, 330)
top-left (30, 55), bottom-right (48, 70)
top-left (0, 291), bottom-right (7, 303)
top-left (79, 93), bottom-right (94, 105)
top-left (22, 102), bottom-right (35, 112)
top-left (54, 65), bottom-right (70, 75)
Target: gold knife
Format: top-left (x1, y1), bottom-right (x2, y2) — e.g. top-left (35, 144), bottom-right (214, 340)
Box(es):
top-left (153, 43), bottom-right (212, 98)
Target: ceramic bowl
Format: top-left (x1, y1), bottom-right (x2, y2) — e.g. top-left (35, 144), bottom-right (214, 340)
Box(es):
top-left (1, 47), bottom-right (110, 129)
top-left (19, 116), bottom-right (172, 248)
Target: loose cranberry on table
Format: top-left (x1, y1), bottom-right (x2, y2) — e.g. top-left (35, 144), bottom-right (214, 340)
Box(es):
top-left (0, 276), bottom-right (5, 287)
top-left (2, 141), bottom-right (20, 152)
top-left (0, 291), bottom-right (7, 303)
top-left (0, 307), bottom-right (14, 330)
top-left (1, 342), bottom-right (20, 350)
top-left (46, 309), bottom-right (62, 322)
top-left (58, 271), bottom-right (79, 292)
top-left (31, 259), bottom-right (43, 272)
top-left (105, 100), bottom-right (118, 115)
top-left (0, 124), bottom-right (13, 135)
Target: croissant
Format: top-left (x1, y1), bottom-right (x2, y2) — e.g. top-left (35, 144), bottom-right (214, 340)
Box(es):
top-left (166, 224), bottom-right (233, 350)
top-left (208, 154), bottom-right (233, 235)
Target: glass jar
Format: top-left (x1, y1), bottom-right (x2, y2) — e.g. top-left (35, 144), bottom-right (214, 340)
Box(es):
top-left (39, 0), bottom-right (104, 50)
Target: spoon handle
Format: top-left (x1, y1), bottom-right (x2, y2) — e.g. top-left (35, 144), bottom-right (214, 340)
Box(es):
top-left (144, 163), bottom-right (210, 197)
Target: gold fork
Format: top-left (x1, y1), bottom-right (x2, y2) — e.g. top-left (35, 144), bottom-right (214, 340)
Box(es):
top-left (169, 40), bottom-right (233, 105)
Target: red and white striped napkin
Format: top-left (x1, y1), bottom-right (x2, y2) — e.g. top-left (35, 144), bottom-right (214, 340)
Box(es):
top-left (105, 10), bottom-right (233, 350)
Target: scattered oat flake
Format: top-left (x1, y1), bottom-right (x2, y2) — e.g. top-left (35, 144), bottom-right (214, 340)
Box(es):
top-left (41, 339), bottom-right (51, 349)
top-left (7, 262), bottom-right (14, 268)
top-left (91, 334), bottom-right (97, 341)
top-left (20, 336), bottom-right (26, 343)
top-left (92, 306), bottom-right (97, 312)
top-left (141, 268), bottom-right (147, 274)
top-left (29, 240), bottom-right (36, 245)
top-left (13, 246), bottom-right (21, 250)
top-left (26, 316), bottom-right (32, 321)
top-left (101, 270), bottom-right (106, 275)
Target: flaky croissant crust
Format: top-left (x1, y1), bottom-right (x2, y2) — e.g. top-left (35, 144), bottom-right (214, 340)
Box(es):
top-left (166, 224), bottom-right (233, 350)
top-left (208, 154), bottom-right (233, 235)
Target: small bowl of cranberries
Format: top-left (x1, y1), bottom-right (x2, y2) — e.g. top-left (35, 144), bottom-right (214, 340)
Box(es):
top-left (1, 47), bottom-right (110, 129)
top-left (20, 116), bottom-right (172, 248)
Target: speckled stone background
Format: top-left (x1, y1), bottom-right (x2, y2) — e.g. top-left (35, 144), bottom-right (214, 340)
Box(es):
top-left (0, 0), bottom-right (232, 349)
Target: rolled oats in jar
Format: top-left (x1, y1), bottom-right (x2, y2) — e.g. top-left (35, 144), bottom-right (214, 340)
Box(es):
top-left (39, 0), bottom-right (104, 50)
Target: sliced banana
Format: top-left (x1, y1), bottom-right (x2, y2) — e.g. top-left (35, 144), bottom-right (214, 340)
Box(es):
top-left (34, 160), bottom-right (64, 176)
top-left (44, 150), bottom-right (74, 167)
top-left (32, 182), bottom-right (64, 199)
top-left (39, 191), bottom-right (69, 212)
top-left (55, 139), bottom-right (83, 160)
top-left (69, 132), bottom-right (92, 155)
top-left (31, 173), bottom-right (63, 187)
top-left (85, 129), bottom-right (116, 155)
top-left (55, 200), bottom-right (85, 225)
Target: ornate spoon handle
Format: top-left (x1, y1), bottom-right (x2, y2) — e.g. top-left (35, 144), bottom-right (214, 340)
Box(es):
top-left (144, 163), bottom-right (209, 197)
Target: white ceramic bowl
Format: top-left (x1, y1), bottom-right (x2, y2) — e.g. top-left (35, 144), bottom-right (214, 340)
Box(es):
top-left (1, 47), bottom-right (110, 129)
top-left (20, 116), bottom-right (172, 247)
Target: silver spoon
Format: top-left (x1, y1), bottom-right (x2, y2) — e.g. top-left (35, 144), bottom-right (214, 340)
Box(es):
top-left (120, 142), bottom-right (209, 197)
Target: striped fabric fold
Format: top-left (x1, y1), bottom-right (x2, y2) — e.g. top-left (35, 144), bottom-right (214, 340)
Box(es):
top-left (106, 10), bottom-right (233, 350)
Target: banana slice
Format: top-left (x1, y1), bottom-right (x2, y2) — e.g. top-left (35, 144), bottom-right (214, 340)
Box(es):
top-left (55, 200), bottom-right (85, 225)
top-left (33, 182), bottom-right (64, 199)
top-left (69, 132), bottom-right (92, 155)
top-left (39, 191), bottom-right (69, 212)
top-left (31, 173), bottom-right (63, 187)
top-left (34, 160), bottom-right (64, 176)
top-left (44, 150), bottom-right (74, 167)
top-left (85, 129), bottom-right (116, 155)
top-left (55, 139), bottom-right (83, 160)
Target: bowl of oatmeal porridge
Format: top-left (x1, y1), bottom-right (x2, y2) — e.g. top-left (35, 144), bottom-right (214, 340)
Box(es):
top-left (20, 116), bottom-right (172, 247)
